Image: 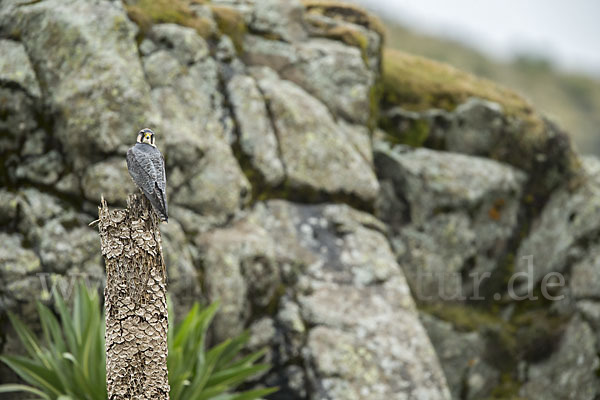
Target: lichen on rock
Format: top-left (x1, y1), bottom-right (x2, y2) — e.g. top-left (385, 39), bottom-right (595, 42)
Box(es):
top-left (1, 0), bottom-right (599, 398)
top-left (379, 48), bottom-right (580, 198)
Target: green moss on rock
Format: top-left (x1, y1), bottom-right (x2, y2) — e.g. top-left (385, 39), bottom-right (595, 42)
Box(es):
top-left (380, 48), bottom-right (581, 200)
top-left (381, 118), bottom-right (429, 147)
top-left (124, 0), bottom-right (214, 38)
top-left (487, 373), bottom-right (527, 400)
top-left (421, 303), bottom-right (508, 333)
top-left (382, 48), bottom-right (545, 133)
top-left (210, 5), bottom-right (247, 53)
top-left (301, 0), bottom-right (386, 38)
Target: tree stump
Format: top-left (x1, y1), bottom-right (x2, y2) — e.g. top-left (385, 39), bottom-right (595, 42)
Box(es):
top-left (98, 193), bottom-right (169, 399)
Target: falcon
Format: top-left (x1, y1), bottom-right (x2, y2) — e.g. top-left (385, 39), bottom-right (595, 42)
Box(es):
top-left (126, 128), bottom-right (168, 222)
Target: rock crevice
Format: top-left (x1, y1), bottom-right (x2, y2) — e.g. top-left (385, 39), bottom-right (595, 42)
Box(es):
top-left (1, 1), bottom-right (597, 399)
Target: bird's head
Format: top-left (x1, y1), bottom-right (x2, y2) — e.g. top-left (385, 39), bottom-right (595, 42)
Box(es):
top-left (137, 128), bottom-right (156, 147)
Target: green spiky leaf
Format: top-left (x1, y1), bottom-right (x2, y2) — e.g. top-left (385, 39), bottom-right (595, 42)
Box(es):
top-left (1, 281), bottom-right (276, 400)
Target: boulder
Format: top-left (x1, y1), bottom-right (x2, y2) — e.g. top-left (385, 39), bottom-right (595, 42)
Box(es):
top-left (0, 39), bottom-right (40, 97)
top-left (14, 150), bottom-right (63, 186)
top-left (302, 10), bottom-right (382, 72)
top-left (0, 88), bottom-right (37, 160)
top-left (37, 218), bottom-right (100, 275)
top-left (1, 0), bottom-right (155, 167)
top-left (243, 34), bottom-right (299, 71)
top-left (375, 141), bottom-right (525, 300)
top-left (280, 38), bottom-right (374, 125)
top-left (226, 74), bottom-right (285, 186)
top-left (380, 49), bottom-right (580, 196)
top-left (520, 316), bottom-right (599, 400)
top-left (244, 36), bottom-right (375, 125)
top-left (250, 0), bottom-right (307, 42)
top-left (570, 243), bottom-right (600, 299)
top-left (421, 314), bottom-right (499, 400)
top-left (197, 200), bottom-right (451, 399)
top-left (0, 233), bottom-right (41, 282)
top-left (515, 157), bottom-right (600, 293)
top-left (149, 23), bottom-right (209, 65)
top-left (82, 158), bottom-right (135, 205)
top-left (252, 67), bottom-right (379, 203)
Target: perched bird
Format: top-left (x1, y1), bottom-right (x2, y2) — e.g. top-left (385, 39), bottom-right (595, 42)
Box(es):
top-left (126, 128), bottom-right (168, 222)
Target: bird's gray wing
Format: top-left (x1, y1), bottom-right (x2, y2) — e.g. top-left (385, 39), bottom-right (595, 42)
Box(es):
top-left (127, 147), bottom-right (168, 221)
top-left (150, 151), bottom-right (167, 192)
top-left (126, 147), bottom-right (158, 194)
top-left (151, 151), bottom-right (168, 218)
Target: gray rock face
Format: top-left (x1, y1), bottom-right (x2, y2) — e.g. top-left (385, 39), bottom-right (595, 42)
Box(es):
top-left (0, 39), bottom-right (41, 97)
top-left (570, 243), bottom-right (600, 299)
top-left (380, 96), bottom-right (579, 200)
top-left (226, 74), bottom-right (285, 186)
top-left (576, 301), bottom-right (600, 353)
top-left (37, 218), bottom-right (100, 275)
top-left (251, 0), bottom-right (307, 42)
top-left (280, 39), bottom-right (374, 125)
top-left (421, 314), bottom-right (499, 400)
top-left (82, 158), bottom-right (135, 205)
top-left (0, 233), bottom-right (41, 281)
top-left (520, 316), bottom-right (600, 400)
top-left (1, 0), bottom-right (598, 397)
top-left (14, 150), bottom-right (63, 186)
top-left (198, 200), bottom-right (450, 399)
top-left (375, 141), bottom-right (525, 301)
top-left (445, 98), bottom-right (507, 156)
top-left (0, 190), bottom-right (20, 227)
top-left (0, 88), bottom-right (38, 160)
top-left (16, 189), bottom-right (65, 234)
top-left (375, 142), bottom-right (526, 225)
top-left (142, 28), bottom-right (250, 220)
top-left (516, 157), bottom-right (600, 293)
top-left (1, 0), bottom-right (154, 167)
top-left (149, 24), bottom-right (209, 65)
top-left (253, 67), bottom-right (379, 202)
top-left (0, 189), bottom-right (92, 328)
top-left (244, 36), bottom-right (374, 125)
top-left (196, 214), bottom-right (278, 340)
top-left (243, 34), bottom-right (299, 71)
top-left (303, 11), bottom-right (382, 72)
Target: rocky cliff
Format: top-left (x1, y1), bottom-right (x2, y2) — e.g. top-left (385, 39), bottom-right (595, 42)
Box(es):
top-left (0, 0), bottom-right (598, 399)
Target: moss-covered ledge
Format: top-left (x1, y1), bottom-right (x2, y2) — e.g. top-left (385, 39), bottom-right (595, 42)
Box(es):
top-left (382, 49), bottom-right (540, 127)
top-left (379, 48), bottom-right (581, 201)
top-left (123, 0), bottom-right (246, 51)
top-left (300, 0), bottom-right (386, 38)
top-left (124, 0), bottom-right (214, 38)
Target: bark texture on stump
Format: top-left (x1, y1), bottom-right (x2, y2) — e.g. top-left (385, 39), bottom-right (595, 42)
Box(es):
top-left (98, 193), bottom-right (169, 400)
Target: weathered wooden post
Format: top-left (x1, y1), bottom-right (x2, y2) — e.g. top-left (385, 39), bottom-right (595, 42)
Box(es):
top-left (98, 193), bottom-right (169, 399)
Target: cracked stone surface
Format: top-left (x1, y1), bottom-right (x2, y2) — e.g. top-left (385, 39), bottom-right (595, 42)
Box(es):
top-left (226, 73), bottom-right (285, 186)
top-left (197, 200), bottom-right (451, 399)
top-left (252, 66), bottom-right (379, 203)
top-left (375, 141), bottom-right (525, 301)
top-left (1, 0), bottom-right (156, 168)
top-left (1, 0), bottom-right (598, 398)
top-left (0, 39), bottom-right (41, 97)
top-left (520, 316), bottom-right (600, 400)
top-left (515, 157), bottom-right (600, 293)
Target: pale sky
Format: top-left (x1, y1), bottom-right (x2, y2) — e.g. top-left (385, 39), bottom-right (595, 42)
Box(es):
top-left (355, 0), bottom-right (600, 76)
